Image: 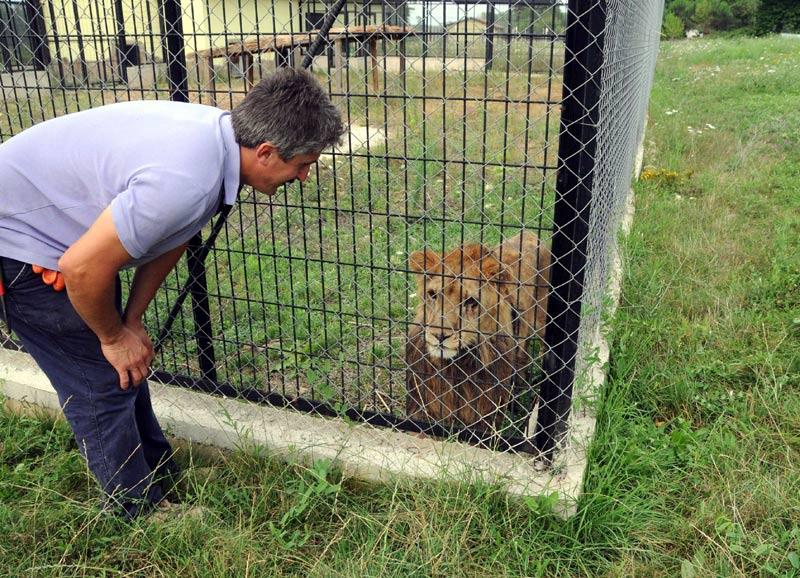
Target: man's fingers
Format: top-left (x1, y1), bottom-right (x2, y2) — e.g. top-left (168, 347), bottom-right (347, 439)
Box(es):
top-left (30, 266), bottom-right (66, 291)
top-left (100, 327), bottom-right (151, 390)
top-left (118, 369), bottom-right (129, 390)
top-left (42, 269), bottom-right (58, 285)
top-left (53, 273), bottom-right (66, 291)
top-left (129, 364), bottom-right (151, 388)
top-left (138, 364), bottom-right (150, 384)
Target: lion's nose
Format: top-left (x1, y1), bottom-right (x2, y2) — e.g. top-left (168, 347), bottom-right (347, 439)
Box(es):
top-left (436, 333), bottom-right (447, 344)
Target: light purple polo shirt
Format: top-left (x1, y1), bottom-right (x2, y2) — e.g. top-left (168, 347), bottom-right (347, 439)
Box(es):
top-left (0, 100), bottom-right (240, 270)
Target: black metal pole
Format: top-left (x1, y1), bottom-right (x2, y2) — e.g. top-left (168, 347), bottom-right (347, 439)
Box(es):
top-left (0, 5), bottom-right (13, 73)
top-left (301, 0), bottom-right (347, 69)
top-left (154, 204), bottom-right (231, 377)
top-left (185, 236), bottom-right (218, 382)
top-left (533, 0), bottom-right (606, 463)
top-left (70, 0), bottom-right (88, 82)
top-left (43, 0), bottom-right (65, 86)
top-left (23, 0), bottom-right (50, 70)
top-left (113, 0), bottom-right (128, 83)
top-left (160, 0), bottom-right (188, 102)
top-left (159, 0), bottom-right (218, 380)
top-left (484, 2), bottom-right (495, 72)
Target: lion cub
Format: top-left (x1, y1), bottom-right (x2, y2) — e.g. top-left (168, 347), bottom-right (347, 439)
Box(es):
top-left (405, 231), bottom-right (551, 435)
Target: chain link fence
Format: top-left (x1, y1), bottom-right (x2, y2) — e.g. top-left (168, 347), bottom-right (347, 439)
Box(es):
top-left (0, 0), bottom-right (663, 464)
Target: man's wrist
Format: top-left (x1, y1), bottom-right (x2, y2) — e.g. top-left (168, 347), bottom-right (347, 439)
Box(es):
top-left (122, 311), bottom-right (142, 326)
top-left (98, 323), bottom-right (127, 346)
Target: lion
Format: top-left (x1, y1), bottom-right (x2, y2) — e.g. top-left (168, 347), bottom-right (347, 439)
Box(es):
top-left (405, 231), bottom-right (551, 439)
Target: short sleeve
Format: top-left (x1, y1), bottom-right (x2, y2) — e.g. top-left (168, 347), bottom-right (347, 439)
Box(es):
top-left (110, 170), bottom-right (218, 259)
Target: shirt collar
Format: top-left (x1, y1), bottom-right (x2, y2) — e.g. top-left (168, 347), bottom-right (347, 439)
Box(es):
top-left (219, 113), bottom-right (241, 205)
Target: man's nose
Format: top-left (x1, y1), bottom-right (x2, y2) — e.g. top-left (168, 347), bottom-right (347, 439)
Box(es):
top-left (298, 167), bottom-right (310, 182)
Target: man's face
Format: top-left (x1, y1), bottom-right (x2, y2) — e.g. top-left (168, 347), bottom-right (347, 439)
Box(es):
top-left (251, 145), bottom-right (320, 196)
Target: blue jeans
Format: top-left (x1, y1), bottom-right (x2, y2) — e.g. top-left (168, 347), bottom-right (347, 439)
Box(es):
top-left (1, 256), bottom-right (179, 518)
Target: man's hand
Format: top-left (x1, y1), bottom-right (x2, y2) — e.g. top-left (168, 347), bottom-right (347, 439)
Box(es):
top-left (124, 316), bottom-right (154, 357)
top-left (100, 325), bottom-right (154, 390)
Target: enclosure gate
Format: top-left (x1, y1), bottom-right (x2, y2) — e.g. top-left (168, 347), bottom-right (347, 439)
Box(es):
top-left (0, 0), bottom-right (664, 464)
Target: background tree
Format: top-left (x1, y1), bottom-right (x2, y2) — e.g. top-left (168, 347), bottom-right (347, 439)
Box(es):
top-left (663, 0), bottom-right (760, 35)
top-left (755, 0), bottom-right (800, 35)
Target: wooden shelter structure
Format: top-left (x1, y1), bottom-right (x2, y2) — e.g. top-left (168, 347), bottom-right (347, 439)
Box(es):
top-left (197, 24), bottom-right (410, 105)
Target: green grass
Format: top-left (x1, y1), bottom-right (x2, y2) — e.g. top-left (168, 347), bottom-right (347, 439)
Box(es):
top-left (2, 35), bottom-right (799, 576)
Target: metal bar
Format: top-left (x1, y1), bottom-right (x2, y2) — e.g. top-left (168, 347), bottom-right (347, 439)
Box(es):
top-left (23, 0), bottom-right (50, 70)
top-left (484, 2), bottom-right (495, 72)
top-left (69, 0), bottom-right (88, 83)
top-left (160, 0), bottom-right (188, 102)
top-left (153, 204), bottom-right (231, 356)
top-left (0, 4), bottom-right (14, 73)
top-left (185, 236), bottom-right (217, 382)
top-left (301, 0), bottom-right (347, 69)
top-left (533, 0), bottom-right (607, 463)
top-left (113, 0), bottom-right (128, 83)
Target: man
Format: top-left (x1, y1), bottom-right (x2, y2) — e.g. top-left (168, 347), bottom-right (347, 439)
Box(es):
top-left (0, 67), bottom-right (344, 518)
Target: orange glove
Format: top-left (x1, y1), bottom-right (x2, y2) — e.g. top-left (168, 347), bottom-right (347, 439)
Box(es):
top-left (32, 264), bottom-right (66, 292)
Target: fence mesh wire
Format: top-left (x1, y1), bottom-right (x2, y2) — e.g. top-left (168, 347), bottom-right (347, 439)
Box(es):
top-left (0, 0), bottom-right (663, 462)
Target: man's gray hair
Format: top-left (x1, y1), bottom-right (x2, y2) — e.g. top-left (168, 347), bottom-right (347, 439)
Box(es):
top-left (231, 68), bottom-right (345, 159)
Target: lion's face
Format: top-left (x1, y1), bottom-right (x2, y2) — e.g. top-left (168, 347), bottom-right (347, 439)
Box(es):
top-left (409, 244), bottom-right (513, 360)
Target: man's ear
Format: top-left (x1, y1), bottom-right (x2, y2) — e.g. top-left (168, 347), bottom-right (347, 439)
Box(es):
top-left (255, 142), bottom-right (278, 165)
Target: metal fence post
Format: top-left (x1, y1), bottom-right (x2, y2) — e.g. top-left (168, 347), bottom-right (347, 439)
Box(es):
top-left (160, 0), bottom-right (217, 382)
top-left (533, 0), bottom-right (606, 463)
top-left (185, 238), bottom-right (218, 382)
top-left (23, 0), bottom-right (50, 70)
top-left (160, 0), bottom-right (188, 101)
top-left (113, 0), bottom-right (128, 83)
top-left (484, 2), bottom-right (495, 72)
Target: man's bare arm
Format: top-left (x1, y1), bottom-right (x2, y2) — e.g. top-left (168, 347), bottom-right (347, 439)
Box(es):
top-left (122, 242), bottom-right (188, 359)
top-left (58, 207), bottom-right (184, 389)
top-left (124, 242), bottom-right (188, 323)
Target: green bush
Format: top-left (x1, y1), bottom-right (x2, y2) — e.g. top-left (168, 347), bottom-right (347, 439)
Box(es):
top-left (694, 0), bottom-right (735, 32)
top-left (663, 11), bottom-right (686, 39)
top-left (755, 0), bottom-right (800, 35)
top-left (664, 0), bottom-right (759, 34)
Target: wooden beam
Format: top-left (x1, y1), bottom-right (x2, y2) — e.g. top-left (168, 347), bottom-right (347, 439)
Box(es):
top-left (202, 54), bottom-right (216, 106)
top-left (370, 37), bottom-right (379, 93)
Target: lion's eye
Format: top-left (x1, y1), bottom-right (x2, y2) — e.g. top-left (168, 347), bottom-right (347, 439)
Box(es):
top-left (426, 289), bottom-right (437, 299)
top-left (463, 297), bottom-right (480, 310)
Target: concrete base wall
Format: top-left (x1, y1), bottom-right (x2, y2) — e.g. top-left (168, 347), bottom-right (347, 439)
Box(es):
top-left (0, 346), bottom-right (590, 516)
top-left (0, 70), bottom-right (51, 101)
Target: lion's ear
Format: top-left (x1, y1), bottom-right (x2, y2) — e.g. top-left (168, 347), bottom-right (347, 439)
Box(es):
top-left (409, 249), bottom-right (437, 274)
top-left (480, 253), bottom-right (511, 287)
top-left (461, 244), bottom-right (486, 263)
top-left (495, 246), bottom-right (521, 268)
